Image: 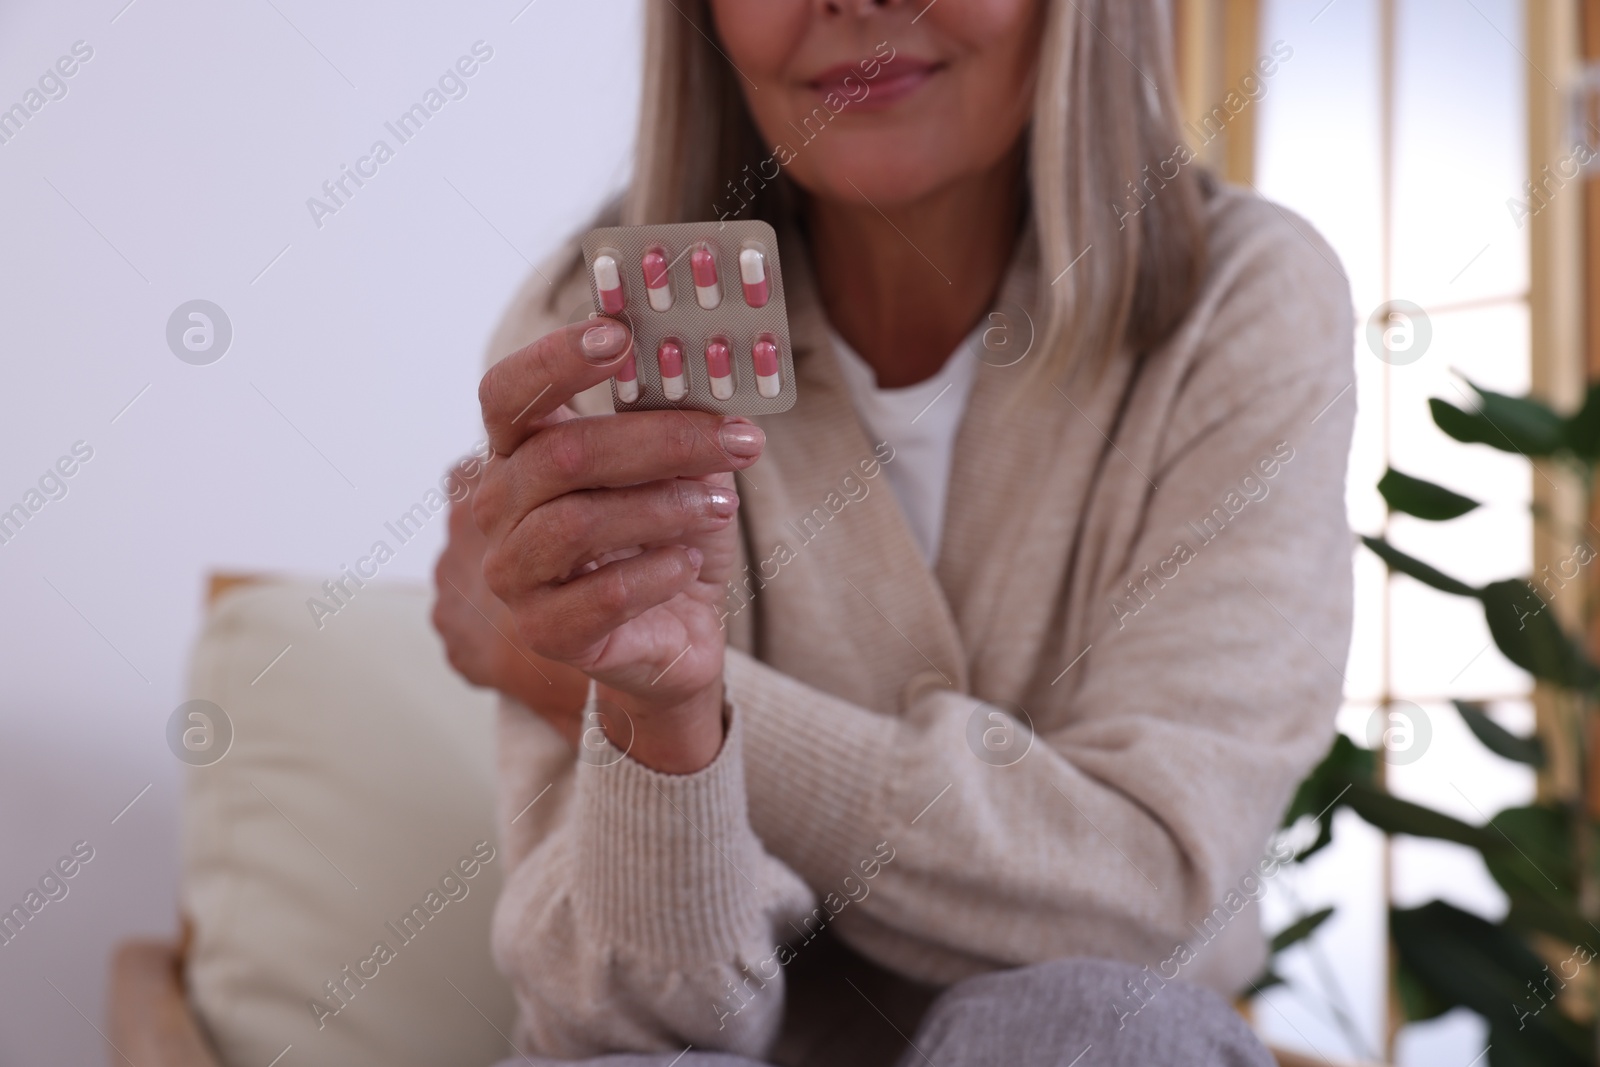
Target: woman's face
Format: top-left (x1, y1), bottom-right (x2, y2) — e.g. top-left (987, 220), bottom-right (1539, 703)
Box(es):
top-left (708, 0), bottom-right (1042, 209)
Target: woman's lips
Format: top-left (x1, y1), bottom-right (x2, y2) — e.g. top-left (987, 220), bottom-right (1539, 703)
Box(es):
top-left (807, 56), bottom-right (944, 111)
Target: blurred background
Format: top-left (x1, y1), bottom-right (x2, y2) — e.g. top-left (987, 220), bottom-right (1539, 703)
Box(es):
top-left (0, 1), bottom-right (1594, 1065)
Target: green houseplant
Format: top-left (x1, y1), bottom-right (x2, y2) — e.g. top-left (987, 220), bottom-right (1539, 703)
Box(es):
top-left (1263, 376), bottom-right (1600, 1067)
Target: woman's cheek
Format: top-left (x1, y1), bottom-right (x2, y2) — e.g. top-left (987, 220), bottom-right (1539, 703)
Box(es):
top-left (934, 0), bottom-right (1045, 116)
top-left (926, 0), bottom-right (1041, 48)
top-left (710, 12), bottom-right (811, 161)
top-left (706, 0), bottom-right (807, 86)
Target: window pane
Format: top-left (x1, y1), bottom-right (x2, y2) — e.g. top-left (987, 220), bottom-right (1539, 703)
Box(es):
top-left (1392, 0), bottom-right (1529, 307)
top-left (1253, 2), bottom-right (1532, 1064)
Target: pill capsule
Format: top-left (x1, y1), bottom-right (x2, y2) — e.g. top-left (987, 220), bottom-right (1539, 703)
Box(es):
top-left (705, 338), bottom-right (734, 400)
top-left (642, 247), bottom-right (672, 312)
top-left (658, 339), bottom-right (686, 402)
top-left (753, 335), bottom-right (781, 398)
top-left (739, 246), bottom-right (770, 308)
top-left (614, 347), bottom-right (639, 404)
top-left (690, 243), bottom-right (721, 310)
top-left (593, 254), bottom-right (624, 315)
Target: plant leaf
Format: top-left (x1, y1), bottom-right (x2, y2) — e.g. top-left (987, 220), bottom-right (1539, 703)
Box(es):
top-left (1391, 901), bottom-right (1590, 1064)
top-left (1431, 397), bottom-right (1500, 447)
top-left (1245, 968), bottom-right (1286, 995)
top-left (1465, 379), bottom-right (1568, 454)
top-left (1486, 1022), bottom-right (1590, 1067)
top-left (1278, 734), bottom-right (1376, 859)
top-left (1395, 958), bottom-right (1452, 1022)
top-left (1378, 468), bottom-right (1481, 520)
top-left (1491, 862), bottom-right (1594, 947)
top-left (1341, 782), bottom-right (1500, 852)
top-left (1361, 535), bottom-right (1480, 597)
top-left (1430, 398), bottom-right (1562, 457)
top-left (1488, 806), bottom-right (1574, 889)
top-left (1481, 804), bottom-right (1596, 945)
top-left (1455, 701), bottom-right (1545, 767)
top-left (1429, 380), bottom-right (1568, 457)
top-left (1269, 907), bottom-right (1335, 953)
top-left (1279, 733), bottom-right (1377, 825)
top-left (1479, 579), bottom-right (1600, 691)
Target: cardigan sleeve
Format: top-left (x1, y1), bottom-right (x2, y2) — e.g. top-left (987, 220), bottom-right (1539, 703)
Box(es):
top-left (490, 695), bottom-right (816, 1059)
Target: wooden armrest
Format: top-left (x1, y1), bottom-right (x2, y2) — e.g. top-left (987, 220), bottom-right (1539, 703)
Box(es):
top-left (206, 572), bottom-right (266, 608)
top-left (108, 937), bottom-right (221, 1067)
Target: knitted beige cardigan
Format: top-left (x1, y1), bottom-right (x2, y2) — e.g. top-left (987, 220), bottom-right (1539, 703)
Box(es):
top-left (483, 186), bottom-right (1356, 1065)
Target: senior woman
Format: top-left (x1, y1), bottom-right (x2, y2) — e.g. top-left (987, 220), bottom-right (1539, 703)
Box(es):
top-left (432, 0), bottom-right (1354, 1064)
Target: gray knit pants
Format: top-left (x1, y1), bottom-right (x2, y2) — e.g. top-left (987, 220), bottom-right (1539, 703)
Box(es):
top-left (493, 957), bottom-right (1275, 1066)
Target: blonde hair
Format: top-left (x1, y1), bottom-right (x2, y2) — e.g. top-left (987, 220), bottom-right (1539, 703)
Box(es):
top-left (615, 0), bottom-right (1207, 377)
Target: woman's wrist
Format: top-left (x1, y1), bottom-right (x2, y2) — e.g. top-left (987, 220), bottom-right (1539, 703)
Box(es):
top-left (596, 679), bottom-right (727, 775)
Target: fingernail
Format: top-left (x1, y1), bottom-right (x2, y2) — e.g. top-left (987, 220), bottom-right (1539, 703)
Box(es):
top-left (718, 420), bottom-right (764, 459)
top-left (581, 321), bottom-right (629, 361)
top-left (685, 547), bottom-right (705, 569)
top-left (707, 487), bottom-right (738, 519)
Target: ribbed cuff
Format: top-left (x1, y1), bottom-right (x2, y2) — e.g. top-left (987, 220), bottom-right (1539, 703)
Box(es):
top-left (726, 650), bottom-right (901, 886)
top-left (572, 701), bottom-right (767, 964)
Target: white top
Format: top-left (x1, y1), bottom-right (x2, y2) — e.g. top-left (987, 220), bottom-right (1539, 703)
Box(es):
top-left (828, 325), bottom-right (982, 563)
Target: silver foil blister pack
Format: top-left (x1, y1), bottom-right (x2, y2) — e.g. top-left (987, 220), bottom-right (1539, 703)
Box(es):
top-left (580, 220), bottom-right (798, 416)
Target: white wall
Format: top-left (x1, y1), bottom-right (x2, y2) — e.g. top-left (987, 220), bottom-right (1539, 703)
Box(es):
top-left (0, 2), bottom-right (639, 1062)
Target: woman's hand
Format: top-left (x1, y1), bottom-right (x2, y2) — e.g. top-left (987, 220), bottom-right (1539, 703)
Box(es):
top-left (432, 468), bottom-right (591, 746)
top-left (473, 319), bottom-right (764, 774)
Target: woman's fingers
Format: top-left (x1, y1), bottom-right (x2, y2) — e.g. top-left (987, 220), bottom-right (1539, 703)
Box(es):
top-left (512, 546), bottom-right (705, 663)
top-left (479, 318), bottom-right (635, 456)
top-left (473, 321), bottom-right (757, 697)
top-left (433, 503), bottom-right (505, 678)
top-left (473, 410), bottom-right (763, 542)
top-left (495, 479), bottom-right (738, 586)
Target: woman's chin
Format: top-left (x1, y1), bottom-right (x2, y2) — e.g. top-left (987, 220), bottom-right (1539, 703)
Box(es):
top-left (791, 148), bottom-right (954, 211)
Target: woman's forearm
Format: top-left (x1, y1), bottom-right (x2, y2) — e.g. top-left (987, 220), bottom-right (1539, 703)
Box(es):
top-left (493, 705), bottom-right (814, 1058)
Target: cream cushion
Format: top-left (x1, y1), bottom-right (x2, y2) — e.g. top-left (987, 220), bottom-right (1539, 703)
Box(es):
top-left (182, 578), bottom-right (516, 1067)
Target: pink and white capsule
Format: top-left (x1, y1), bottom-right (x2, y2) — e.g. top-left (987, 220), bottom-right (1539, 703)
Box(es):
top-left (642, 247), bottom-right (672, 312)
top-left (739, 246), bottom-right (770, 308)
top-left (658, 339), bottom-right (686, 402)
top-left (614, 346), bottom-right (639, 404)
top-left (690, 243), bottom-right (721, 310)
top-left (592, 254), bottom-right (624, 315)
top-left (705, 338), bottom-right (734, 400)
top-left (753, 335), bottom-right (781, 398)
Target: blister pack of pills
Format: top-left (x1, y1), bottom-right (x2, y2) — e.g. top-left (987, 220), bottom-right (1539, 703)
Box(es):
top-left (581, 220), bottom-right (797, 417)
